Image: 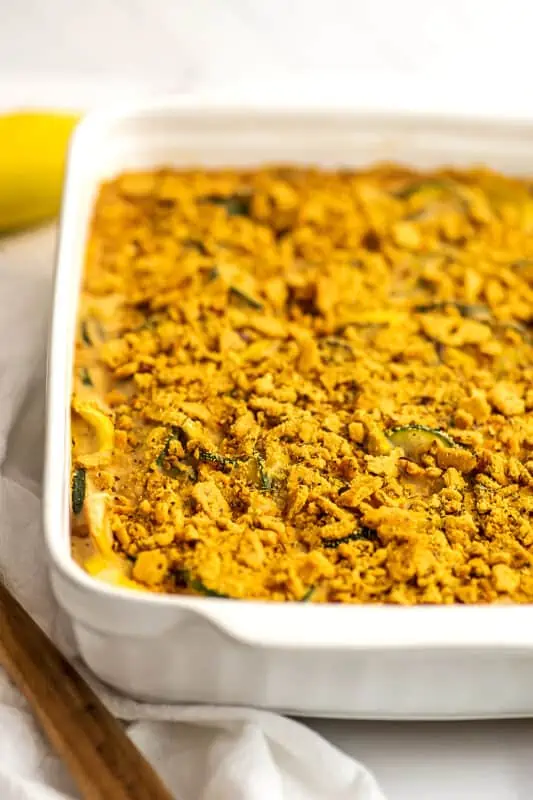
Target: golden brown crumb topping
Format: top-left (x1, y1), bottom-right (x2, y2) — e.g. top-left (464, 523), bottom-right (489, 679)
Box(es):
top-left (71, 165), bottom-right (533, 604)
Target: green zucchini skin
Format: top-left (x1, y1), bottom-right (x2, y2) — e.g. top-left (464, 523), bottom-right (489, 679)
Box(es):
top-left (387, 424), bottom-right (456, 460)
top-left (414, 302), bottom-right (490, 319)
top-left (300, 586), bottom-right (315, 602)
top-left (229, 286), bottom-right (263, 310)
top-left (321, 528), bottom-right (378, 549)
top-left (71, 467), bottom-right (86, 515)
top-left (198, 450), bottom-right (241, 470)
top-left (188, 577), bottom-right (230, 598)
top-left (200, 193), bottom-right (252, 218)
top-left (393, 179), bottom-right (449, 199)
top-left (80, 367), bottom-right (93, 386)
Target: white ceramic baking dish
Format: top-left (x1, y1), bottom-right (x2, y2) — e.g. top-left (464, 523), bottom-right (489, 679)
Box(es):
top-left (44, 95), bottom-right (533, 719)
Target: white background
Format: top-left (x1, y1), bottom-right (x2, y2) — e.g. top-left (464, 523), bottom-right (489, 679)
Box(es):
top-left (0, 0), bottom-right (530, 85)
top-left (3, 1), bottom-right (533, 798)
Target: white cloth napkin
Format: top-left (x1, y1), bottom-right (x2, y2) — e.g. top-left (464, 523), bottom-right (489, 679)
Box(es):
top-left (0, 226), bottom-right (386, 800)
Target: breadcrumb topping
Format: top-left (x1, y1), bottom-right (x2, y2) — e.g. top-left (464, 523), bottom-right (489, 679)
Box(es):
top-left (71, 165), bottom-right (533, 604)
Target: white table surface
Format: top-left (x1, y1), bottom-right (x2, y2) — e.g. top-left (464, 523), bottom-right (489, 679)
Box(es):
top-left (3, 2), bottom-right (533, 799)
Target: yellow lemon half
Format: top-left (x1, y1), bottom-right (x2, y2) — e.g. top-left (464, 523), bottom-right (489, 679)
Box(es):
top-left (0, 111), bottom-right (80, 234)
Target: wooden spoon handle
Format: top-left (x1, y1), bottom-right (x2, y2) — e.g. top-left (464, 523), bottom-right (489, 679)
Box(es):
top-left (0, 582), bottom-right (174, 800)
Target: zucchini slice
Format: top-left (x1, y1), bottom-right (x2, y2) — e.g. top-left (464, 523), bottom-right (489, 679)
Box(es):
top-left (80, 320), bottom-right (92, 345)
top-left (200, 193), bottom-right (252, 218)
top-left (80, 367), bottom-right (93, 387)
top-left (229, 286), bottom-right (264, 310)
top-left (387, 424), bottom-right (456, 460)
top-left (321, 527), bottom-right (378, 549)
top-left (414, 302), bottom-right (491, 320)
top-left (497, 320), bottom-right (531, 342)
top-left (255, 453), bottom-right (273, 491)
top-left (175, 568), bottom-right (230, 598)
top-left (71, 467), bottom-right (86, 515)
top-left (393, 179), bottom-right (449, 200)
top-left (80, 317), bottom-right (105, 345)
top-left (206, 266), bottom-right (220, 282)
top-left (198, 450), bottom-right (241, 471)
top-left (183, 238), bottom-right (209, 255)
top-left (156, 427), bottom-right (197, 481)
top-left (174, 568), bottom-right (234, 600)
top-left (188, 576), bottom-right (230, 598)
top-left (319, 336), bottom-right (353, 351)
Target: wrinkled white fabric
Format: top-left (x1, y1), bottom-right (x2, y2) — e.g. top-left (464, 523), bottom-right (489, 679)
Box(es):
top-left (0, 227), bottom-right (386, 800)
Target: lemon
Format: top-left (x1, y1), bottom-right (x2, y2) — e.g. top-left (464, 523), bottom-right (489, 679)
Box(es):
top-left (0, 111), bottom-right (80, 234)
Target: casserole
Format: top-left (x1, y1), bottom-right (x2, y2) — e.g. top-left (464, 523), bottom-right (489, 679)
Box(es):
top-left (45, 97), bottom-right (533, 718)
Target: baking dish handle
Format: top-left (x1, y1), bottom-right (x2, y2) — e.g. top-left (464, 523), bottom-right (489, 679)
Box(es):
top-left (194, 601), bottom-right (533, 651)
top-left (50, 567), bottom-right (533, 651)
